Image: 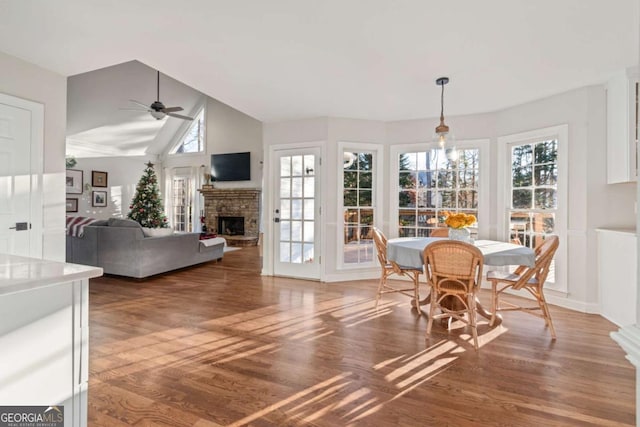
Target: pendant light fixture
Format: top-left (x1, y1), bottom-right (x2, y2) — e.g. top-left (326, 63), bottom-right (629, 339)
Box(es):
top-left (433, 76), bottom-right (455, 150)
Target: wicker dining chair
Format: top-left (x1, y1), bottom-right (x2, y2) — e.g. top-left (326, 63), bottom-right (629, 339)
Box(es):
top-left (486, 235), bottom-right (559, 339)
top-left (423, 240), bottom-right (484, 350)
top-left (372, 227), bottom-right (422, 312)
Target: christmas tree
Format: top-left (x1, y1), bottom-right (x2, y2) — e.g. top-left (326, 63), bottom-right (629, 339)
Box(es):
top-left (127, 161), bottom-right (169, 228)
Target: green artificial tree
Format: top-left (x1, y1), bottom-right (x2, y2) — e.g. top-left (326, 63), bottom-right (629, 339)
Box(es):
top-left (127, 161), bottom-right (169, 228)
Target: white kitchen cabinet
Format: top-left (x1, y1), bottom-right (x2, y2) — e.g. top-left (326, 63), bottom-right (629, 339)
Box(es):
top-left (606, 67), bottom-right (638, 184)
top-left (0, 254), bottom-right (102, 427)
top-left (596, 228), bottom-right (637, 326)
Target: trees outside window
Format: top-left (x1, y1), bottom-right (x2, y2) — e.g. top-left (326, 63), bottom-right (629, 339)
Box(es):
top-left (397, 148), bottom-right (480, 238)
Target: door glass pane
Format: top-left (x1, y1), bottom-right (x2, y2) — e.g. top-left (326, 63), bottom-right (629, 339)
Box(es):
top-left (304, 177), bottom-right (315, 196)
top-left (280, 221), bottom-right (291, 241)
top-left (280, 157), bottom-right (291, 176)
top-left (292, 177), bottom-right (303, 197)
top-left (280, 200), bottom-right (290, 219)
top-left (280, 242), bottom-right (290, 262)
top-left (280, 178), bottom-right (290, 198)
top-left (292, 156), bottom-right (303, 176)
top-left (303, 221), bottom-right (314, 242)
top-left (291, 200), bottom-right (302, 219)
top-left (303, 244), bottom-right (314, 263)
top-left (304, 199), bottom-right (314, 220)
top-left (291, 243), bottom-right (302, 263)
top-left (290, 221), bottom-right (302, 241)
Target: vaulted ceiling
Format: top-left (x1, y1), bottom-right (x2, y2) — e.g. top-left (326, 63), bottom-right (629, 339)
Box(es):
top-left (0, 1), bottom-right (638, 141)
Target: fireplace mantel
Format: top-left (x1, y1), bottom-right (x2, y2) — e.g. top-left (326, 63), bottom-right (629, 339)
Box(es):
top-left (199, 187), bottom-right (261, 246)
top-left (199, 187), bottom-right (261, 199)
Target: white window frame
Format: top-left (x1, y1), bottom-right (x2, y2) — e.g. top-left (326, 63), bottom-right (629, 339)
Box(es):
top-left (389, 139), bottom-right (490, 239)
top-left (337, 142), bottom-right (384, 270)
top-left (168, 106), bottom-right (206, 155)
top-left (497, 125), bottom-right (568, 293)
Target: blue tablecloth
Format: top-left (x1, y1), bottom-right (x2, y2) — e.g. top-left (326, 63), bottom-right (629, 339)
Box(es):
top-left (387, 237), bottom-right (535, 269)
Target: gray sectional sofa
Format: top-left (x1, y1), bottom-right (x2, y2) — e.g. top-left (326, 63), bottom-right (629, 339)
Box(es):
top-left (66, 218), bottom-right (224, 278)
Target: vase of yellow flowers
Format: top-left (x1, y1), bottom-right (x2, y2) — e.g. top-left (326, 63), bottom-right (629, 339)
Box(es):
top-left (444, 212), bottom-right (477, 243)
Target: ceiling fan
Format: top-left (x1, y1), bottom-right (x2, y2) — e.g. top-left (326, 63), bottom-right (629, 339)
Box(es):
top-left (123, 71), bottom-right (194, 121)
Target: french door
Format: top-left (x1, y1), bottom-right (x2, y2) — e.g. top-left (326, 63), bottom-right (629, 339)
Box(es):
top-left (272, 147), bottom-right (321, 280)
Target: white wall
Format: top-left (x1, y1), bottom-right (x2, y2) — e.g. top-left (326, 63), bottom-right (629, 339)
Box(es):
top-left (0, 50), bottom-right (67, 261)
top-left (65, 155), bottom-right (158, 220)
top-left (199, 97), bottom-right (263, 189)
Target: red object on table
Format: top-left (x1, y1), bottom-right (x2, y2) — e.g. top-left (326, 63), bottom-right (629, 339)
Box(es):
top-left (199, 233), bottom-right (218, 240)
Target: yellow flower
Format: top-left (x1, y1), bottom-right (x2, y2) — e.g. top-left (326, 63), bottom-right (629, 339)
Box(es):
top-left (445, 212), bottom-right (477, 229)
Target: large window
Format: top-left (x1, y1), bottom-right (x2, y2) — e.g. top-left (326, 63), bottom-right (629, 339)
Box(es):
top-left (397, 148), bottom-right (480, 237)
top-left (509, 140), bottom-right (557, 247)
top-left (171, 108), bottom-right (205, 154)
top-left (342, 151), bottom-right (375, 265)
top-left (498, 125), bottom-right (567, 292)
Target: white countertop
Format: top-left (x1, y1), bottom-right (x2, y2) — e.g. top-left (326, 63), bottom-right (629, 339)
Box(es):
top-left (595, 227), bottom-right (637, 236)
top-left (0, 254), bottom-right (103, 296)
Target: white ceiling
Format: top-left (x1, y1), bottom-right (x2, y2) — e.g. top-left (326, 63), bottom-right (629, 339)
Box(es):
top-left (0, 0), bottom-right (638, 125)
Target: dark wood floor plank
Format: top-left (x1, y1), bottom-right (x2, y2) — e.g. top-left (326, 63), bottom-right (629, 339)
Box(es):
top-left (88, 247), bottom-right (635, 426)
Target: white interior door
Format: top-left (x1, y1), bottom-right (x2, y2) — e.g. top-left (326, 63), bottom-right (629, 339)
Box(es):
top-left (0, 93), bottom-right (42, 257)
top-left (273, 147), bottom-right (321, 280)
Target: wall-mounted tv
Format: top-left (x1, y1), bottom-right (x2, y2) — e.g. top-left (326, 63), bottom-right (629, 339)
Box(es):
top-left (211, 151), bottom-right (251, 181)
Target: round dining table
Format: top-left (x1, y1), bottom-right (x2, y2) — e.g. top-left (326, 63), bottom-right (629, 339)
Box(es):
top-left (387, 237), bottom-right (535, 270)
top-left (386, 237), bottom-right (536, 324)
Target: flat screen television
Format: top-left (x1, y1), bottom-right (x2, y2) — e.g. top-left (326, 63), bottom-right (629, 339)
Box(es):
top-left (211, 152), bottom-right (251, 181)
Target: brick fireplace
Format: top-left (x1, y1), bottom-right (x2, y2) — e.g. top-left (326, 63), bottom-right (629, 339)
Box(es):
top-left (199, 187), bottom-right (261, 246)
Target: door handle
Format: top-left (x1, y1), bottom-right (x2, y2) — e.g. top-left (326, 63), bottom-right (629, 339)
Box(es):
top-left (9, 222), bottom-right (29, 231)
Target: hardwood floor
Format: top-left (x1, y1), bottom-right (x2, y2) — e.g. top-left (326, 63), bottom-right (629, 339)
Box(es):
top-left (88, 247), bottom-right (635, 426)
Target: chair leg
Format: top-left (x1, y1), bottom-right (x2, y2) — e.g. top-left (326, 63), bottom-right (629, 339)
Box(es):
top-left (469, 293), bottom-right (479, 350)
top-left (489, 280), bottom-right (498, 327)
top-left (536, 287), bottom-right (557, 340)
top-left (413, 272), bottom-right (421, 315)
top-left (426, 287), bottom-right (436, 336)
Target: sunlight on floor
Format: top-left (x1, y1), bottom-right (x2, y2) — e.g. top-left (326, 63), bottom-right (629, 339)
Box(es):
top-left (92, 292), bottom-right (510, 425)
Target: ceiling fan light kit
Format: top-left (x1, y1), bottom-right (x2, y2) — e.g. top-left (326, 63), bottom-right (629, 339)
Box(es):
top-left (123, 70), bottom-right (194, 121)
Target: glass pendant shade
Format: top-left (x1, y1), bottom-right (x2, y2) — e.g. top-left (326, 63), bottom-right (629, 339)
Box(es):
top-left (433, 129), bottom-right (456, 149)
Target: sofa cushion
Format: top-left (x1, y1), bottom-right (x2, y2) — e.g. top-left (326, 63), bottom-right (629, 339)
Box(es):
top-left (92, 219), bottom-right (109, 226)
top-left (108, 218), bottom-right (142, 229)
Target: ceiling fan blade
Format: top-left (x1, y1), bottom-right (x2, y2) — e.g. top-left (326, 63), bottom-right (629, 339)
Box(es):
top-left (166, 112), bottom-right (194, 121)
top-left (129, 99), bottom-right (150, 109)
top-left (119, 107), bottom-right (150, 112)
top-left (161, 106), bottom-right (184, 113)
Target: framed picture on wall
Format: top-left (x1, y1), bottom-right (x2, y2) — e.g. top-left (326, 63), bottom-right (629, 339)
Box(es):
top-left (92, 190), bottom-right (107, 207)
top-left (66, 169), bottom-right (83, 194)
top-left (92, 170), bottom-right (108, 187)
top-left (65, 198), bottom-right (78, 213)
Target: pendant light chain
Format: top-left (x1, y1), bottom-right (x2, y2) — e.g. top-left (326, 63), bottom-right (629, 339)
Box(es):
top-left (440, 80), bottom-right (445, 122)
